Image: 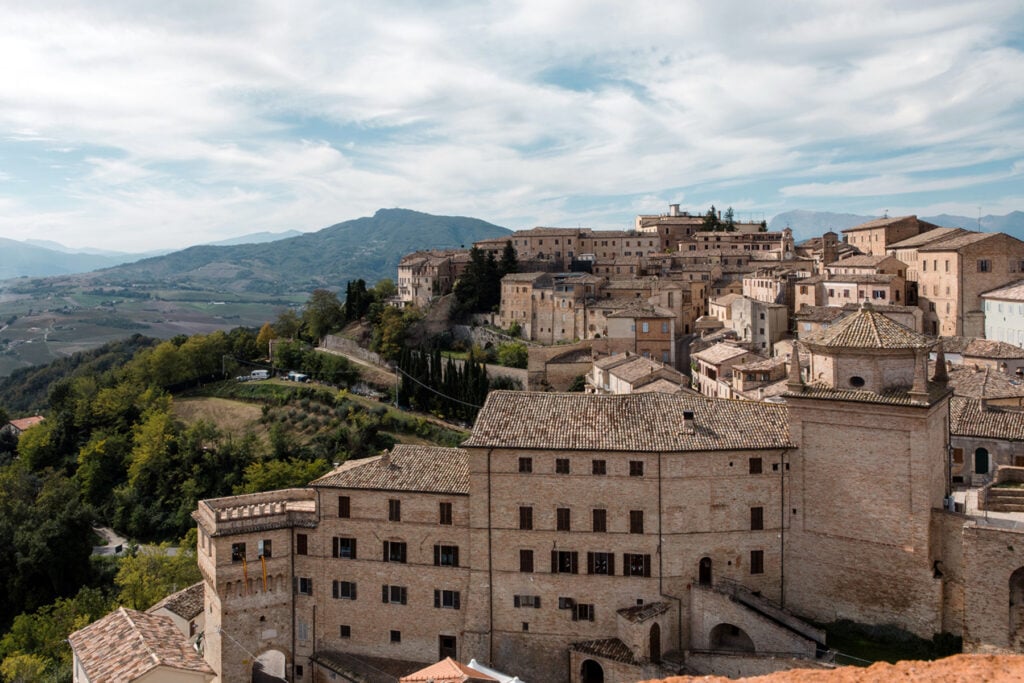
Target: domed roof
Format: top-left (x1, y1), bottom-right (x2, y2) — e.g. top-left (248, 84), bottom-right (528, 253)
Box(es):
top-left (803, 303), bottom-right (932, 350)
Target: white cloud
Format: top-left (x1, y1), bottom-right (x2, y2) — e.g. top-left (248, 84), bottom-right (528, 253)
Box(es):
top-left (0, 1), bottom-right (1020, 250)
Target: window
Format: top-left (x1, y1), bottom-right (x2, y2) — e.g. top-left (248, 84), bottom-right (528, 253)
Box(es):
top-left (662, 321), bottom-right (670, 333)
top-left (557, 507), bottom-right (571, 531)
top-left (296, 663), bottom-right (305, 678)
top-left (592, 459), bottom-right (606, 475)
top-left (434, 589), bottom-right (461, 609)
top-left (979, 259), bottom-right (992, 273)
top-left (592, 509), bottom-right (607, 533)
top-left (388, 499), bottom-right (401, 522)
top-left (333, 537), bottom-right (357, 559)
top-left (518, 457), bottom-right (533, 473)
top-left (555, 458), bottom-right (570, 474)
top-left (390, 630), bottom-right (401, 643)
top-left (297, 577), bottom-right (313, 595)
top-left (340, 625), bottom-right (351, 638)
top-left (573, 603), bottom-right (595, 621)
top-left (551, 550), bottom-right (579, 574)
top-left (630, 510), bottom-right (644, 534)
top-left (231, 543), bottom-right (246, 562)
top-left (750, 550), bottom-right (765, 574)
top-left (587, 551), bottom-right (614, 575)
top-left (629, 460), bottom-right (644, 477)
top-left (383, 541), bottom-right (407, 563)
top-left (520, 549), bottom-right (534, 572)
top-left (751, 506), bottom-right (764, 531)
top-left (519, 506), bottom-right (533, 530)
top-left (257, 539), bottom-right (271, 558)
top-left (624, 553), bottom-right (652, 577)
top-left (558, 597), bottom-right (575, 610)
top-left (514, 595), bottom-right (541, 608)
top-left (439, 502), bottom-right (453, 525)
top-left (641, 322), bottom-right (650, 333)
top-left (434, 544), bottom-right (460, 567)
top-left (332, 580), bottom-right (357, 600)
top-left (749, 457), bottom-right (763, 474)
top-left (338, 495), bottom-right (350, 518)
top-left (381, 585), bottom-right (408, 604)
top-left (296, 534), bottom-right (308, 556)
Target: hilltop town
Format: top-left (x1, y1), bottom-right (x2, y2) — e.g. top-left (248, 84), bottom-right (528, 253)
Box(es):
top-left (4, 206), bottom-right (1016, 683)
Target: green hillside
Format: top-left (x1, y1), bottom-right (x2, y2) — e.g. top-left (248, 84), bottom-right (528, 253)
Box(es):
top-left (84, 208), bottom-right (511, 295)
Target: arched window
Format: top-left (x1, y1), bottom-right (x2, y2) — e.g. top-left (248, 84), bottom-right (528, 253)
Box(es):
top-left (975, 447), bottom-right (990, 475)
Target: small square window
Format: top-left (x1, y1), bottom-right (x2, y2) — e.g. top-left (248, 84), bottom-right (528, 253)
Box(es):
top-left (439, 502), bottom-right (453, 525)
top-left (518, 457), bottom-right (533, 473)
top-left (257, 539), bottom-right (271, 558)
top-left (556, 458), bottom-right (570, 474)
top-left (298, 577), bottom-right (313, 595)
top-left (388, 499), bottom-right (401, 522)
top-left (383, 541), bottom-right (407, 563)
top-left (231, 543), bottom-right (246, 562)
top-left (629, 461), bottom-right (644, 477)
top-left (592, 459), bottom-right (606, 475)
top-left (340, 625), bottom-right (351, 638)
top-left (390, 630), bottom-right (401, 643)
top-left (749, 457), bottom-right (763, 474)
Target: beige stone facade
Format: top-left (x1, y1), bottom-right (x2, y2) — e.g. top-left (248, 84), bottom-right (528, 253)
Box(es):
top-left (841, 215), bottom-right (940, 257)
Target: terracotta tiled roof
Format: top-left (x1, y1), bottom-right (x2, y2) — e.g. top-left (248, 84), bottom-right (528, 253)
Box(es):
top-left (822, 273), bottom-right (899, 284)
top-left (147, 582), bottom-right (204, 621)
top-left (841, 215), bottom-right (922, 232)
top-left (401, 657), bottom-right (497, 682)
top-left (946, 366), bottom-right (1024, 400)
top-left (570, 638), bottom-right (640, 665)
top-left (803, 305), bottom-right (933, 350)
top-left (963, 338), bottom-right (1024, 360)
top-left (710, 293), bottom-right (743, 307)
top-left (311, 445), bottom-right (469, 495)
top-left (734, 356), bottom-right (787, 372)
top-left (7, 416), bottom-right (44, 431)
top-left (785, 382), bottom-right (950, 407)
top-left (634, 378), bottom-right (690, 394)
top-left (502, 272), bottom-right (549, 282)
top-left (917, 231), bottom-right (1001, 252)
top-left (692, 343), bottom-right (760, 365)
top-left (982, 280), bottom-right (1024, 301)
top-left (617, 601), bottom-right (671, 623)
top-left (950, 397), bottom-right (1024, 441)
top-left (888, 227), bottom-right (967, 249)
top-left (464, 391), bottom-right (792, 452)
top-left (69, 608), bottom-right (214, 682)
top-left (606, 303), bottom-right (674, 319)
top-left (794, 306), bottom-right (847, 324)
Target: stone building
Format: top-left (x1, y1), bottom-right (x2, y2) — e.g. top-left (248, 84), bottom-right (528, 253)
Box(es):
top-left (165, 306), bottom-right (1024, 683)
top-left (397, 250), bottom-right (470, 308)
top-left (981, 280), bottom-right (1024, 348)
top-left (841, 215), bottom-right (940, 257)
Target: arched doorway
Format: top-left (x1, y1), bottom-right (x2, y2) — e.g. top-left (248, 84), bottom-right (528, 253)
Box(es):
top-left (709, 623), bottom-right (755, 652)
top-left (699, 557), bottom-right (712, 586)
top-left (976, 448), bottom-right (990, 475)
top-left (580, 659), bottom-right (604, 683)
top-left (650, 623), bottom-right (661, 664)
top-left (252, 650), bottom-right (286, 683)
top-left (1010, 567), bottom-right (1024, 648)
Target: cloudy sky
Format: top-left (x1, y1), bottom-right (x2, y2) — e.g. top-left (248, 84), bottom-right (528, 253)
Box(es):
top-left (1, 1), bottom-right (1022, 252)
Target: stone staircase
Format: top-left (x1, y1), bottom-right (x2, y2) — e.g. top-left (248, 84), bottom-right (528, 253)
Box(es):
top-left (715, 579), bottom-right (828, 649)
top-left (982, 486), bottom-right (1024, 513)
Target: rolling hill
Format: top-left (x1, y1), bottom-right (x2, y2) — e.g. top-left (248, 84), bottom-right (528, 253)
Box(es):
top-left (80, 208), bottom-right (511, 295)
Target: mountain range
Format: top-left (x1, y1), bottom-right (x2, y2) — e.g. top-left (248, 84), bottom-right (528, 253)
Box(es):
top-left (75, 208), bottom-right (510, 295)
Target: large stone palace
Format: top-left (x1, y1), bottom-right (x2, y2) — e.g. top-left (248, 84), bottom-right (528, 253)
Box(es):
top-left (184, 306), bottom-right (1024, 682)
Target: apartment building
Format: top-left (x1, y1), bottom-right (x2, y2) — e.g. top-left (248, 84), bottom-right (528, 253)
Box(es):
top-left (841, 215), bottom-right (940, 257)
top-left (981, 280), bottom-right (1024, 347)
top-left (397, 250), bottom-right (471, 307)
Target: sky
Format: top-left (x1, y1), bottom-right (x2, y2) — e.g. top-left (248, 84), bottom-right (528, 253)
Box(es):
top-left (0, 1), bottom-right (1022, 252)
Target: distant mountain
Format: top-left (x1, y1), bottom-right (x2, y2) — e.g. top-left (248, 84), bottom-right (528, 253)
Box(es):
top-left (0, 238), bottom-right (141, 280)
top-left (24, 239), bottom-right (129, 257)
top-left (768, 211), bottom-right (873, 240)
top-left (770, 210), bottom-right (1024, 242)
top-left (205, 230), bottom-right (304, 247)
top-left (83, 208), bottom-right (510, 295)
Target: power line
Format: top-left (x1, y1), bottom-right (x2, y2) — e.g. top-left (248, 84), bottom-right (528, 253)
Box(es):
top-left (393, 364), bottom-right (484, 409)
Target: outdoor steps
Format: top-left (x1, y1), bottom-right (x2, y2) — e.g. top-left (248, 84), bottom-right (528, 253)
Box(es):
top-left (983, 487), bottom-right (1024, 512)
top-left (716, 580), bottom-right (827, 647)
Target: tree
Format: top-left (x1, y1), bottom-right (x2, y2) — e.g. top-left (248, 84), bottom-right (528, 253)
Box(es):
top-left (499, 240), bottom-right (518, 277)
top-left (371, 278), bottom-right (398, 303)
top-left (115, 531), bottom-right (202, 610)
top-left (0, 654), bottom-right (48, 683)
top-left (303, 289), bottom-right (345, 344)
top-left (256, 323), bottom-right (277, 358)
top-left (724, 206), bottom-right (735, 230)
top-left (496, 342), bottom-right (528, 369)
top-left (234, 458), bottom-right (331, 494)
top-left (701, 205), bottom-right (720, 232)
top-left (273, 308), bottom-right (303, 340)
top-left (372, 307), bottom-right (421, 360)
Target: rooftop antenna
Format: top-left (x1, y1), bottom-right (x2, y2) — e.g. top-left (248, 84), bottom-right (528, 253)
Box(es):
top-left (978, 206), bottom-right (982, 232)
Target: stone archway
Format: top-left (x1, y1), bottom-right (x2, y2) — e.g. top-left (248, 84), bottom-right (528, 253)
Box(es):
top-left (1010, 567), bottom-right (1024, 648)
top-left (580, 659), bottom-right (604, 683)
top-left (709, 623), bottom-right (755, 652)
top-left (253, 649), bottom-right (286, 683)
top-left (699, 557), bottom-right (712, 586)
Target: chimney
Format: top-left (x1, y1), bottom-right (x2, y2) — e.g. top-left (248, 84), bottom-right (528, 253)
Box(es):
top-left (908, 350), bottom-right (930, 402)
top-left (932, 343), bottom-right (948, 384)
top-left (682, 409), bottom-right (696, 434)
top-left (786, 343), bottom-right (803, 392)
top-left (669, 203), bottom-right (680, 217)
top-left (380, 450), bottom-right (391, 467)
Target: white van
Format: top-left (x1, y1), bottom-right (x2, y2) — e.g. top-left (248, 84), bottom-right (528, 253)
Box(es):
top-left (250, 370), bottom-right (270, 380)
top-left (286, 371), bottom-right (309, 382)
